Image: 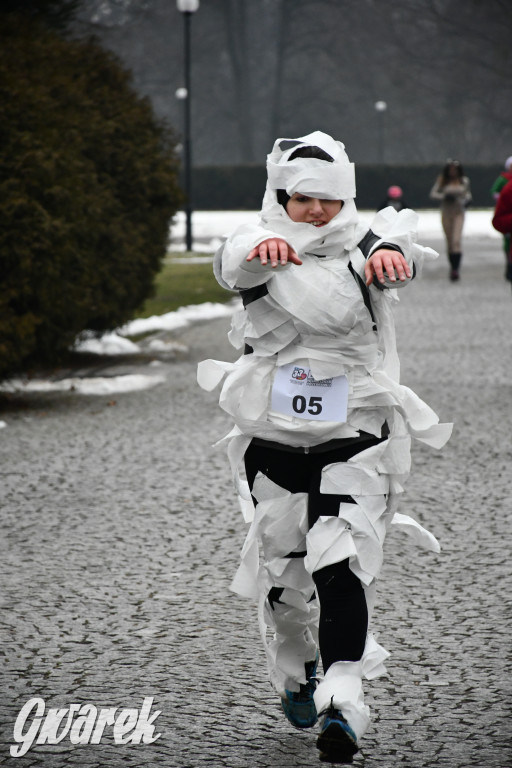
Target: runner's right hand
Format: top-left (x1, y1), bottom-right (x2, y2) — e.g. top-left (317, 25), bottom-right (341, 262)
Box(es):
top-left (247, 238), bottom-right (302, 268)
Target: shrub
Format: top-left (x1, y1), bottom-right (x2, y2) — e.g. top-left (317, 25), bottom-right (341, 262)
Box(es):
top-left (0, 14), bottom-right (183, 378)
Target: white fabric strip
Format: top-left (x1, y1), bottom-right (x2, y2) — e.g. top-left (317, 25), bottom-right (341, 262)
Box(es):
top-left (267, 159), bottom-right (356, 200)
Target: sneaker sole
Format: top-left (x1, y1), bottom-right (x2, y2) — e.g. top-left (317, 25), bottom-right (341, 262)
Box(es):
top-left (317, 721), bottom-right (358, 761)
top-left (318, 751), bottom-right (354, 764)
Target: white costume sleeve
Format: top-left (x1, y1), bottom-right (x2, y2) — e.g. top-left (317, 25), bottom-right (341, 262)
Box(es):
top-left (216, 223), bottom-right (294, 290)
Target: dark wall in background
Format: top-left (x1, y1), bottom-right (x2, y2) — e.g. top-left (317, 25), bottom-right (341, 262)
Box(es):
top-left (191, 164), bottom-right (502, 211)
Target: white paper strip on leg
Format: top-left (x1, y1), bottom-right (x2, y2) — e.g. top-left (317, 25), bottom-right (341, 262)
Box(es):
top-left (314, 661), bottom-right (370, 740)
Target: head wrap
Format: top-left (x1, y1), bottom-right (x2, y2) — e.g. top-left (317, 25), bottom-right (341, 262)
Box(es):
top-left (266, 130), bottom-right (356, 200)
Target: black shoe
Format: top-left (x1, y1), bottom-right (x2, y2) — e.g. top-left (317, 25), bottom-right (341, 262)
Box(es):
top-left (316, 704), bottom-right (358, 763)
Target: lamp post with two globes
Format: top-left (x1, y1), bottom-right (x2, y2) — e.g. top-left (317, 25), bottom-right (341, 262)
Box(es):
top-left (176, 0), bottom-right (199, 251)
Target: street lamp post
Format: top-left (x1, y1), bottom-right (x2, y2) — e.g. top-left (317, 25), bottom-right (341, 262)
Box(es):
top-left (374, 100), bottom-right (387, 164)
top-left (177, 0), bottom-right (199, 252)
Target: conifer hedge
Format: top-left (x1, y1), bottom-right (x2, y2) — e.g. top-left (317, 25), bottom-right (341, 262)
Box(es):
top-left (0, 13), bottom-right (183, 378)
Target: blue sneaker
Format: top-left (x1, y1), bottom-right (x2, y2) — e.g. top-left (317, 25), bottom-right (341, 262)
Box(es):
top-left (280, 654), bottom-right (319, 728)
top-left (317, 704), bottom-right (358, 763)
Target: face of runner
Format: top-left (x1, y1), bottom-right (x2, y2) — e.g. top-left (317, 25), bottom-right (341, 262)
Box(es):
top-left (285, 193), bottom-right (343, 227)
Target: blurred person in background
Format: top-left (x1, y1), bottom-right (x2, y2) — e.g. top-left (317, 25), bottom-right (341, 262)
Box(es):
top-left (490, 156), bottom-right (512, 274)
top-left (492, 177), bottom-right (512, 289)
top-left (490, 155), bottom-right (512, 201)
top-left (378, 185), bottom-right (407, 212)
top-left (430, 159), bottom-right (472, 281)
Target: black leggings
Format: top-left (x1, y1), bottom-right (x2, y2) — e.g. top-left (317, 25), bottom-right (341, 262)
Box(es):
top-left (244, 437), bottom-right (383, 672)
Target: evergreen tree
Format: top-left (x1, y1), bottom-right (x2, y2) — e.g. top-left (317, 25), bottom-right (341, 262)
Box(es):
top-left (1, 0), bottom-right (81, 33)
top-left (0, 11), bottom-right (183, 377)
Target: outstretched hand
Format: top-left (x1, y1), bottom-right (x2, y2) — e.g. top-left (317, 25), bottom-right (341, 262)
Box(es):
top-left (365, 248), bottom-right (411, 286)
top-left (247, 238), bottom-right (302, 268)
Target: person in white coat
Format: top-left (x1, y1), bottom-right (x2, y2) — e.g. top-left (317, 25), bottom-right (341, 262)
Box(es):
top-left (198, 131), bottom-right (452, 763)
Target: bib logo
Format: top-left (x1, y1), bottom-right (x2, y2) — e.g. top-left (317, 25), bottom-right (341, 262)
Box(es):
top-left (292, 367), bottom-right (308, 381)
top-left (10, 697), bottom-right (161, 757)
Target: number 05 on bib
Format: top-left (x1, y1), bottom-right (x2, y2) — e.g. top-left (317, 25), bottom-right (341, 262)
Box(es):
top-left (271, 364), bottom-right (348, 422)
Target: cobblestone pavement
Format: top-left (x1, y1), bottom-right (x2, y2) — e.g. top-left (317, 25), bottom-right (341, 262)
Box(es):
top-left (1, 231), bottom-right (511, 768)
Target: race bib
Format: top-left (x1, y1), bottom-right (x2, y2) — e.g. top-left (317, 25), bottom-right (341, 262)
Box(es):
top-left (271, 364), bottom-right (348, 422)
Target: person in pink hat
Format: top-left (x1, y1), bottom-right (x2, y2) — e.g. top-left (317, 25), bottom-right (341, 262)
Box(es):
top-left (378, 185), bottom-right (407, 212)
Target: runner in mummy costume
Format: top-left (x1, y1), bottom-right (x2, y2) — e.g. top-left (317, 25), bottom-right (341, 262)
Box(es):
top-left (198, 131), bottom-right (452, 762)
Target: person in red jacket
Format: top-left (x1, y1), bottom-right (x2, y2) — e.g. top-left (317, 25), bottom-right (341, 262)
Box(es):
top-left (492, 178), bottom-right (512, 286)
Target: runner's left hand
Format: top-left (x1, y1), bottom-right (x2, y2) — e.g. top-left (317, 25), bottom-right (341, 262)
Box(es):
top-left (365, 249), bottom-right (411, 286)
